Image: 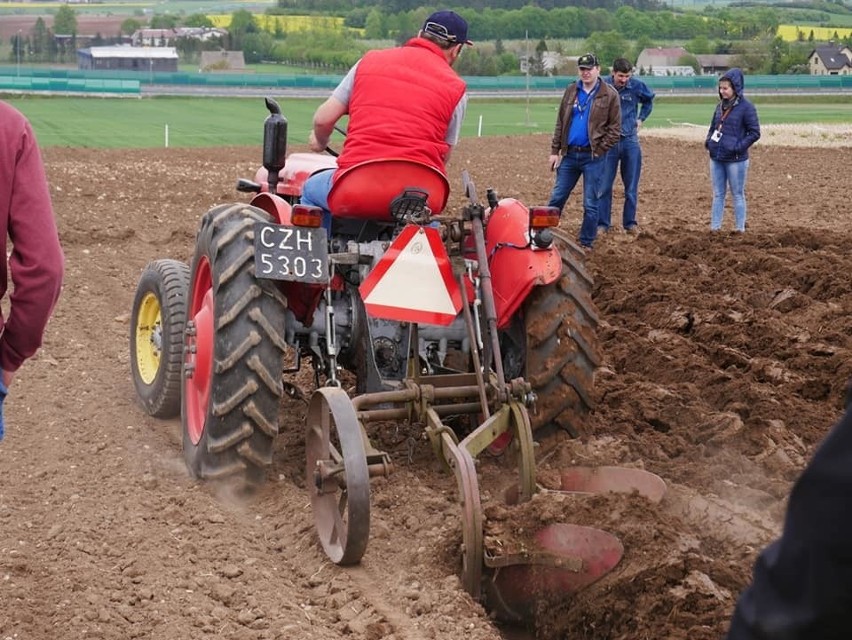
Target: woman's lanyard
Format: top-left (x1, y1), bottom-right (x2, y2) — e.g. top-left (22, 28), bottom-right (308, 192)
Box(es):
top-left (716, 103), bottom-right (734, 132)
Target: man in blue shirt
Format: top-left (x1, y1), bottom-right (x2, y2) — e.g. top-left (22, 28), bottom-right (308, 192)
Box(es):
top-left (597, 58), bottom-right (655, 234)
top-left (547, 53), bottom-right (620, 252)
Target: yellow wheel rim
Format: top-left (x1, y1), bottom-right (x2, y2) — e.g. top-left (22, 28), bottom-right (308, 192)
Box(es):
top-left (135, 291), bottom-right (163, 385)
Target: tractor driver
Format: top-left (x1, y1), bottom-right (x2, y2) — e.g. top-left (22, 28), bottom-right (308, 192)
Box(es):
top-left (299, 10), bottom-right (471, 215)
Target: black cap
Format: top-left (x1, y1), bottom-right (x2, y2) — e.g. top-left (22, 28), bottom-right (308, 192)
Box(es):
top-left (577, 53), bottom-right (599, 69)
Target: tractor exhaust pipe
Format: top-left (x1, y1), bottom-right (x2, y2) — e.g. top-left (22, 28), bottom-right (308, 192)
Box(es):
top-left (263, 97), bottom-right (288, 195)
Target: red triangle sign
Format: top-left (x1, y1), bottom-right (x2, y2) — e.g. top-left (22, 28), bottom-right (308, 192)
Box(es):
top-left (360, 225), bottom-right (462, 326)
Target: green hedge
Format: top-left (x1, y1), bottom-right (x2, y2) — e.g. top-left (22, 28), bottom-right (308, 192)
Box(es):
top-left (0, 75), bottom-right (140, 94)
top-left (1, 66), bottom-right (851, 93)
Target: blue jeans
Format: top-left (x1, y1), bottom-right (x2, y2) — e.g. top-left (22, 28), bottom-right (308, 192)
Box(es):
top-left (300, 169), bottom-right (334, 211)
top-left (547, 150), bottom-right (605, 248)
top-left (710, 158), bottom-right (750, 232)
top-left (299, 169), bottom-right (334, 230)
top-left (598, 135), bottom-right (642, 230)
top-left (0, 378), bottom-right (7, 441)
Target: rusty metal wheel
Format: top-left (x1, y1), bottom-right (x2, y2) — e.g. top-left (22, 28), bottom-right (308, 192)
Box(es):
top-left (439, 429), bottom-right (483, 599)
top-left (306, 387), bottom-right (370, 565)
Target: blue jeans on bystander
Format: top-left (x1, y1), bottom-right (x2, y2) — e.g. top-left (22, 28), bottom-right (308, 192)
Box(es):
top-left (0, 379), bottom-right (7, 441)
top-left (548, 150), bottom-right (605, 248)
top-left (710, 158), bottom-right (750, 232)
top-left (598, 135), bottom-right (642, 230)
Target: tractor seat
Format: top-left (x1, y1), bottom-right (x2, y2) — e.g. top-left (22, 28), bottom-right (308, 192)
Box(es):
top-left (327, 159), bottom-right (450, 222)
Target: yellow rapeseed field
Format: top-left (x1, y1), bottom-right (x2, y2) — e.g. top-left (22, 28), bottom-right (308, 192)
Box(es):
top-left (777, 24), bottom-right (852, 42)
top-left (208, 14), bottom-right (350, 33)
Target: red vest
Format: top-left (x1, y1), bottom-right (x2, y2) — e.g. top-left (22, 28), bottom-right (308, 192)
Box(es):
top-left (337, 39), bottom-right (466, 176)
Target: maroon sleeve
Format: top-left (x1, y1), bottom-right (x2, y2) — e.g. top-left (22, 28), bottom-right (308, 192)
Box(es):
top-left (0, 112), bottom-right (64, 372)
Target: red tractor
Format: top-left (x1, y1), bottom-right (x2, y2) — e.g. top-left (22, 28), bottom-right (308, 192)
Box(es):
top-left (130, 99), bottom-right (663, 620)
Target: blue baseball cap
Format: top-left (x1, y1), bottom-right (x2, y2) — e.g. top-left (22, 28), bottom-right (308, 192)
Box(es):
top-left (422, 11), bottom-right (473, 46)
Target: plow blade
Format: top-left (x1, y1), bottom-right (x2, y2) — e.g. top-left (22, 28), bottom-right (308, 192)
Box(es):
top-left (484, 523), bottom-right (623, 622)
top-left (504, 465), bottom-right (667, 506)
top-left (550, 465), bottom-right (667, 502)
top-left (487, 466), bottom-right (667, 622)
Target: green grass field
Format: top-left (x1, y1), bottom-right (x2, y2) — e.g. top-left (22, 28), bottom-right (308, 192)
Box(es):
top-left (4, 95), bottom-right (851, 148)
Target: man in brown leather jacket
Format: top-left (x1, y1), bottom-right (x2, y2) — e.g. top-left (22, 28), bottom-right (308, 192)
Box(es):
top-left (547, 53), bottom-right (621, 251)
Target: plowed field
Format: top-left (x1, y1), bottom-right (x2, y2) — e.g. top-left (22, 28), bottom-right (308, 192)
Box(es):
top-left (1, 126), bottom-right (849, 639)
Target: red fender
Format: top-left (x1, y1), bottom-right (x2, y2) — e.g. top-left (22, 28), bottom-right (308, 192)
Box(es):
top-left (254, 152), bottom-right (338, 198)
top-left (250, 192), bottom-right (293, 225)
top-left (486, 198), bottom-right (562, 328)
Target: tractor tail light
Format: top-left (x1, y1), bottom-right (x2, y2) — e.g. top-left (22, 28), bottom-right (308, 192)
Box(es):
top-left (529, 206), bottom-right (561, 229)
top-left (291, 204), bottom-right (324, 228)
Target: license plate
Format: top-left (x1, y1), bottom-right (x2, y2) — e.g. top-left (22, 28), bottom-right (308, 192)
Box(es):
top-left (254, 223), bottom-right (329, 284)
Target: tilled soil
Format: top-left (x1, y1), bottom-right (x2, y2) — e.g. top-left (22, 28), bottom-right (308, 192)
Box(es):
top-left (1, 129), bottom-right (850, 640)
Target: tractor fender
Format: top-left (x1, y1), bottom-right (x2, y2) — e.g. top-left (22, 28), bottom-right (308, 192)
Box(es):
top-left (250, 192), bottom-right (293, 225)
top-left (255, 152), bottom-right (338, 198)
top-left (486, 198), bottom-right (562, 329)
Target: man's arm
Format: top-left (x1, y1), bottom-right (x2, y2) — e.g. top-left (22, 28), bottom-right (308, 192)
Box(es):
top-left (601, 87), bottom-right (622, 151)
top-left (637, 80), bottom-right (655, 124)
top-left (550, 87), bottom-right (572, 156)
top-left (1, 119), bottom-right (64, 380)
top-left (309, 96), bottom-right (348, 153)
top-left (442, 93), bottom-right (468, 165)
top-left (307, 63), bottom-right (358, 152)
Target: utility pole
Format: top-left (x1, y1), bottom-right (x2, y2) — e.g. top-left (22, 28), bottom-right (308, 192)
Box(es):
top-left (525, 30), bottom-right (530, 127)
top-left (16, 29), bottom-right (22, 77)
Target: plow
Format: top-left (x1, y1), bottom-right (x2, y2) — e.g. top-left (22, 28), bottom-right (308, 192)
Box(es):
top-left (130, 98), bottom-right (665, 622)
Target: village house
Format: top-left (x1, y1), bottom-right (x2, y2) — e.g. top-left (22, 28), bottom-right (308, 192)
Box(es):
top-left (77, 45), bottom-right (178, 72)
top-left (808, 45), bottom-right (852, 75)
top-left (695, 54), bottom-right (735, 76)
top-left (131, 27), bottom-right (227, 47)
top-left (636, 47), bottom-right (695, 76)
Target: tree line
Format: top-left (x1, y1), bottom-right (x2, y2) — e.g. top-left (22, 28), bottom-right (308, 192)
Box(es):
top-left (7, 2), bottom-right (852, 74)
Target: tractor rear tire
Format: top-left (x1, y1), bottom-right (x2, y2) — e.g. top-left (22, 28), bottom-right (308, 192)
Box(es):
top-left (182, 203), bottom-right (288, 486)
top-left (501, 229), bottom-right (601, 437)
top-left (130, 259), bottom-right (190, 418)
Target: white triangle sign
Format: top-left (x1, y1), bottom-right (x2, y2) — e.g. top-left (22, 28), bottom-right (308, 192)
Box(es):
top-left (360, 225), bottom-right (462, 326)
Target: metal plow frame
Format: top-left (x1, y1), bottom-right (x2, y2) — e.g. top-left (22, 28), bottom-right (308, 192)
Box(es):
top-left (303, 180), bottom-right (667, 623)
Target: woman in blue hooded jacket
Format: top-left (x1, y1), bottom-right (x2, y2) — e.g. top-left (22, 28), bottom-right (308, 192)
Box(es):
top-left (705, 68), bottom-right (761, 232)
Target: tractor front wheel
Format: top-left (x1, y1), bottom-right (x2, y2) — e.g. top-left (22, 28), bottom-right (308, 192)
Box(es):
top-left (130, 259), bottom-right (190, 418)
top-left (182, 203), bottom-right (288, 486)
